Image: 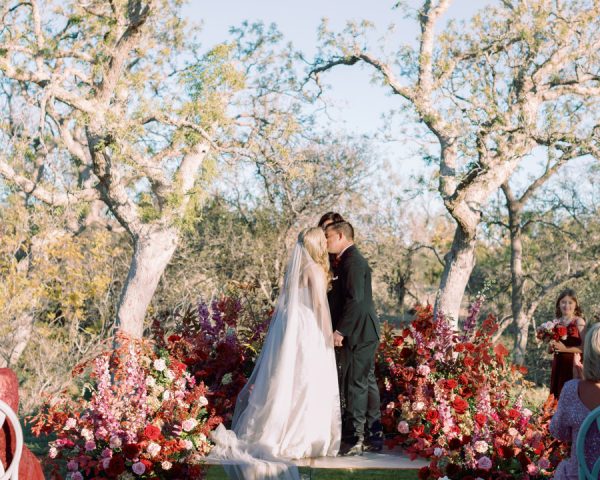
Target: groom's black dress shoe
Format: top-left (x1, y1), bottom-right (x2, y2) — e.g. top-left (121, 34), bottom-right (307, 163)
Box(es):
top-left (364, 430), bottom-right (384, 452)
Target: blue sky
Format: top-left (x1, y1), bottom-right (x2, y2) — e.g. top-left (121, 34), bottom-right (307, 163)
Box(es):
top-left (183, 1), bottom-right (491, 176)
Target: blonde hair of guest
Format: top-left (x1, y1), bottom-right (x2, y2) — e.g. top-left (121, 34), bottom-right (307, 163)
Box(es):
top-left (298, 227), bottom-right (332, 288)
top-left (583, 322), bottom-right (600, 383)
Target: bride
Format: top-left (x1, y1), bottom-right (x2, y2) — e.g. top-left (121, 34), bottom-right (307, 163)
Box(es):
top-left (210, 227), bottom-right (341, 478)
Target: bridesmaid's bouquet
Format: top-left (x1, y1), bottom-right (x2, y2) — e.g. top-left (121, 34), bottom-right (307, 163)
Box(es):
top-left (536, 320), bottom-right (568, 344)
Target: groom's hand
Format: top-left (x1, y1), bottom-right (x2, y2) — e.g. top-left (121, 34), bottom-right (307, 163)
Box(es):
top-left (333, 331), bottom-right (344, 347)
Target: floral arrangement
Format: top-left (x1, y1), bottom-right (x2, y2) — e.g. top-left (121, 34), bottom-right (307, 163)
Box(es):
top-left (32, 335), bottom-right (221, 479)
top-left (151, 296), bottom-right (271, 425)
top-left (535, 320), bottom-right (568, 344)
top-left (376, 302), bottom-right (568, 479)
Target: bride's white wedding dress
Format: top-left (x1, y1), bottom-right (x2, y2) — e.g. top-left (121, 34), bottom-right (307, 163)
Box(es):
top-left (210, 242), bottom-right (341, 479)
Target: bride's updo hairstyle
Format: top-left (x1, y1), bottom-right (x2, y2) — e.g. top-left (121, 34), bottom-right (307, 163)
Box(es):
top-left (298, 227), bottom-right (332, 288)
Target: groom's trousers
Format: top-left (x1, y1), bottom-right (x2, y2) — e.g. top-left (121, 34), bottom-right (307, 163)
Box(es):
top-left (340, 340), bottom-right (379, 444)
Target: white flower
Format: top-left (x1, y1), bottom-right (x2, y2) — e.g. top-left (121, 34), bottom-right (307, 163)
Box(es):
top-left (80, 428), bottom-right (94, 441)
top-left (161, 461), bottom-right (172, 471)
top-left (412, 401), bottom-right (425, 412)
top-left (182, 418), bottom-right (198, 432)
top-left (434, 447), bottom-right (443, 457)
top-left (145, 376), bottom-right (156, 388)
top-left (49, 447), bottom-right (58, 458)
top-left (386, 402), bottom-right (395, 410)
top-left (397, 421), bottom-right (409, 434)
top-left (64, 418), bottom-right (77, 430)
top-left (109, 436), bottom-right (122, 448)
top-left (147, 442), bottom-right (161, 457)
top-left (474, 440), bottom-right (489, 453)
top-left (162, 390), bottom-right (171, 401)
top-left (198, 396), bottom-right (208, 407)
top-left (416, 365), bottom-right (431, 376)
top-left (165, 369), bottom-right (176, 381)
top-left (438, 477), bottom-right (450, 480)
top-left (153, 358), bottom-right (167, 372)
top-left (183, 439), bottom-right (194, 450)
top-left (522, 408), bottom-right (533, 418)
top-left (221, 373), bottom-right (233, 385)
top-left (508, 427), bottom-right (519, 437)
top-left (198, 433), bottom-right (207, 443)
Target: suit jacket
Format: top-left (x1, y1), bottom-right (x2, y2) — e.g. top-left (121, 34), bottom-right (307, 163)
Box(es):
top-left (328, 245), bottom-right (380, 346)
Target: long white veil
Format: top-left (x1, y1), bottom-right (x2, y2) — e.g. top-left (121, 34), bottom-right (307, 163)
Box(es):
top-left (210, 240), bottom-right (339, 480)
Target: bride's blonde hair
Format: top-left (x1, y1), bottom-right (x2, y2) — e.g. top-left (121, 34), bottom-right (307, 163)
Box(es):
top-left (298, 227), bottom-right (332, 288)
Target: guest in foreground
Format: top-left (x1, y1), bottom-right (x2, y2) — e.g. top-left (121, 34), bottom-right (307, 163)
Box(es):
top-left (550, 322), bottom-right (600, 479)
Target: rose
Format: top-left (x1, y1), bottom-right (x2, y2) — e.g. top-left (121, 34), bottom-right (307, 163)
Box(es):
top-left (452, 397), bottom-right (469, 414)
top-left (109, 436), bottom-right (123, 448)
top-left (412, 401), bottom-right (425, 412)
top-left (426, 409), bottom-right (439, 422)
top-left (144, 424), bottom-right (161, 441)
top-left (161, 461), bottom-right (173, 471)
top-left (477, 456), bottom-right (492, 470)
top-left (397, 421), bottom-right (409, 434)
top-left (67, 460), bottom-right (78, 471)
top-left (182, 418), bottom-right (198, 432)
top-left (48, 447), bottom-right (58, 458)
top-left (434, 447), bottom-right (444, 457)
top-left (123, 443), bottom-right (141, 459)
top-left (416, 365), bottom-right (430, 376)
top-left (107, 455), bottom-right (126, 476)
top-left (198, 395), bottom-right (208, 407)
top-left (147, 442), bottom-right (161, 457)
top-left (64, 418), bottom-right (77, 430)
top-left (473, 440), bottom-right (488, 453)
top-left (474, 413), bottom-right (487, 427)
top-left (132, 461), bottom-right (146, 475)
top-left (80, 428), bottom-right (93, 441)
top-left (153, 358), bottom-right (167, 371)
top-left (555, 325), bottom-right (568, 340)
top-left (84, 440), bottom-right (96, 451)
top-left (70, 473), bottom-right (83, 480)
top-left (526, 463), bottom-right (539, 475)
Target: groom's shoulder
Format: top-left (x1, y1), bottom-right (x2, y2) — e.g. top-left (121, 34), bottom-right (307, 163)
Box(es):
top-left (343, 245), bottom-right (368, 266)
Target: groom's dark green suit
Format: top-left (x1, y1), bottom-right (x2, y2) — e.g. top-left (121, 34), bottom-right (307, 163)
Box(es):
top-left (328, 244), bottom-right (380, 445)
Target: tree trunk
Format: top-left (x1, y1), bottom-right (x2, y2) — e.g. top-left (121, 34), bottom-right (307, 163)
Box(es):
top-left (0, 311), bottom-right (35, 368)
top-left (507, 205), bottom-right (529, 364)
top-left (436, 225), bottom-right (477, 326)
top-left (116, 227), bottom-right (179, 338)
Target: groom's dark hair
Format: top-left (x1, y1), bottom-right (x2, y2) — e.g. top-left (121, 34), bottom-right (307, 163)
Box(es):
top-left (326, 220), bottom-right (354, 241)
top-left (318, 211), bottom-right (344, 228)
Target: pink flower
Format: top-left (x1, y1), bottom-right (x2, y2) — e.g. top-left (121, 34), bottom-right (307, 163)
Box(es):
top-left (85, 440), bottom-right (96, 451)
top-left (527, 463), bottom-right (539, 475)
top-left (48, 447), bottom-right (58, 458)
top-left (102, 457), bottom-right (111, 469)
top-left (109, 436), bottom-right (122, 448)
top-left (416, 364), bottom-right (431, 376)
top-left (132, 461), bottom-right (146, 475)
top-left (181, 418), bottom-right (198, 432)
top-left (397, 421), bottom-right (409, 434)
top-left (101, 448), bottom-right (113, 458)
top-left (67, 460), bottom-right (78, 471)
top-left (71, 473), bottom-right (83, 480)
top-left (64, 418), bottom-right (77, 430)
top-left (477, 456), bottom-right (492, 470)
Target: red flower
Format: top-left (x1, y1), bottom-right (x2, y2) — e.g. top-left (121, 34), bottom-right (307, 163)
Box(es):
top-left (426, 409), bottom-right (439, 423)
top-left (463, 356), bottom-right (475, 367)
top-left (508, 408), bottom-right (521, 420)
top-left (452, 397), bottom-right (469, 414)
top-left (555, 325), bottom-right (568, 340)
top-left (464, 342), bottom-right (475, 352)
top-left (144, 424), bottom-right (162, 441)
top-left (474, 413), bottom-right (487, 427)
top-left (454, 343), bottom-right (465, 353)
top-left (400, 347), bottom-right (413, 359)
top-left (107, 455), bottom-right (126, 476)
top-left (123, 443), bottom-right (141, 459)
top-left (444, 379), bottom-right (458, 390)
top-left (141, 459), bottom-right (153, 473)
top-left (168, 334), bottom-right (182, 343)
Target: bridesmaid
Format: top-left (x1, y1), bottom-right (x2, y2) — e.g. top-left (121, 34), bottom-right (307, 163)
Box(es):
top-left (549, 289), bottom-right (586, 398)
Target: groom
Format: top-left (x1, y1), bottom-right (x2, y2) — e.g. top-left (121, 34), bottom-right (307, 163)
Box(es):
top-left (324, 220), bottom-right (381, 455)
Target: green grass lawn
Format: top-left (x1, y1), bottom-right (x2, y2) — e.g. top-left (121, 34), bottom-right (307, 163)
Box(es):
top-left (205, 466), bottom-right (419, 479)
